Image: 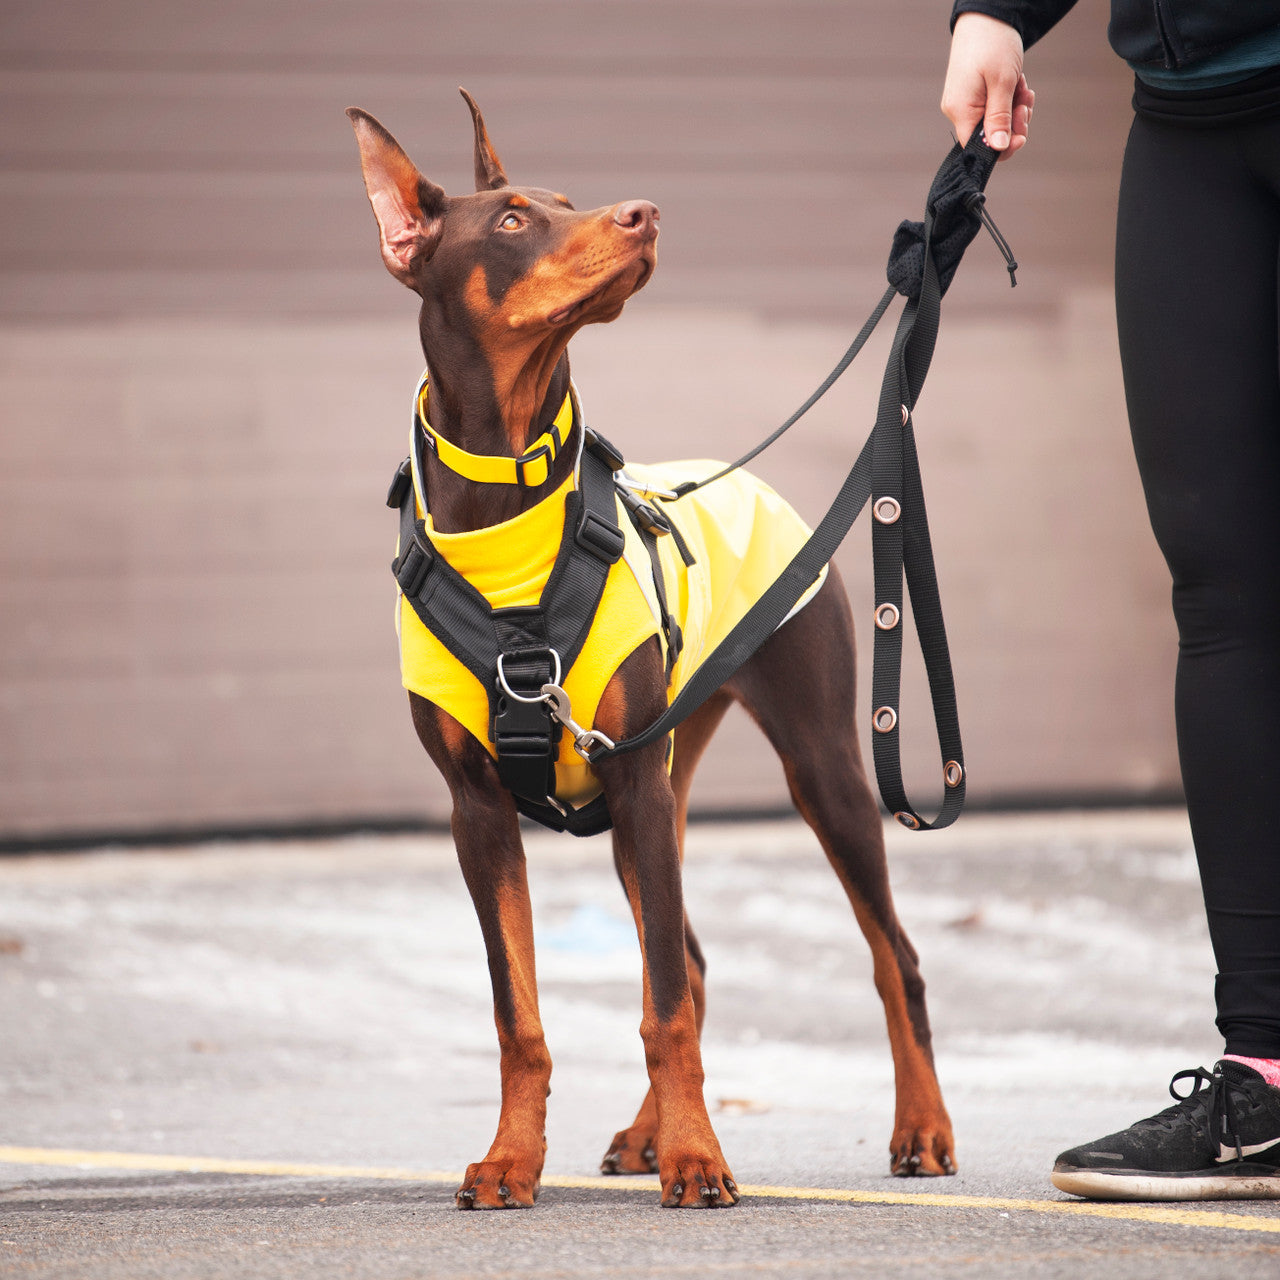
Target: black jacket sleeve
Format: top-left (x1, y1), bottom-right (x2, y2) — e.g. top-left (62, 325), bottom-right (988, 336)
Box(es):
top-left (950, 0), bottom-right (1080, 50)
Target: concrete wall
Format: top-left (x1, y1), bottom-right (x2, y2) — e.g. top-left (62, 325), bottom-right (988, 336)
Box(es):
top-left (0, 0), bottom-right (1178, 839)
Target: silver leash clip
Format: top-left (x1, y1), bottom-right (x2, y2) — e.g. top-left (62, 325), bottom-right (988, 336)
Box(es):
top-left (540, 683), bottom-right (616, 760)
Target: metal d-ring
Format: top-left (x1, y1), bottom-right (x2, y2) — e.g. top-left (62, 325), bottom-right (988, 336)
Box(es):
top-left (496, 649), bottom-right (562, 703)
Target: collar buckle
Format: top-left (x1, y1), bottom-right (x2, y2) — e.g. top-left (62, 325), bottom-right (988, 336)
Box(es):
top-left (514, 441), bottom-right (553, 487)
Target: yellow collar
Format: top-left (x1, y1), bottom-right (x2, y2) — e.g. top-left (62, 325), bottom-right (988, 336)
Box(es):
top-left (416, 375), bottom-right (574, 488)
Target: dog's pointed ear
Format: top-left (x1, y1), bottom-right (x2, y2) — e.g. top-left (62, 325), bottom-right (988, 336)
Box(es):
top-left (346, 108), bottom-right (446, 287)
top-left (460, 88), bottom-right (509, 191)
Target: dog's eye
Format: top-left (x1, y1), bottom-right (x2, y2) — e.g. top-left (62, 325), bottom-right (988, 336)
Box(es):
top-left (498, 213), bottom-right (524, 231)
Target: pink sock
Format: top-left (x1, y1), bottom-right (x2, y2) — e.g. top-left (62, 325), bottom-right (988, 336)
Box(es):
top-left (1223, 1054), bottom-right (1280, 1088)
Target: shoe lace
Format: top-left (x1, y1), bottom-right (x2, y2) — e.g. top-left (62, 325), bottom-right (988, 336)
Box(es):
top-left (1166, 1064), bottom-right (1245, 1161)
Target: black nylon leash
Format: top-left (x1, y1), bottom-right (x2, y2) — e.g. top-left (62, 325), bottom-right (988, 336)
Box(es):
top-left (586, 130), bottom-right (1011, 831)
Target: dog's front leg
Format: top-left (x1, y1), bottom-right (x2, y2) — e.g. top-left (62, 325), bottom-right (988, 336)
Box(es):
top-left (593, 662), bottom-right (739, 1208)
top-left (411, 697), bottom-right (550, 1209)
top-left (452, 799), bottom-right (549, 1209)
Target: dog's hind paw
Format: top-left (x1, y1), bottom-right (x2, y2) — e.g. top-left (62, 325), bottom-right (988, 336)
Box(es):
top-left (456, 1160), bottom-right (540, 1209)
top-left (890, 1126), bottom-right (957, 1177)
top-left (601, 1128), bottom-right (658, 1175)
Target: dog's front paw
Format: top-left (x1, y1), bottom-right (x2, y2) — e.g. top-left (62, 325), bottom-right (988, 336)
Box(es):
top-left (601, 1126), bottom-right (658, 1175)
top-left (659, 1155), bottom-right (739, 1208)
top-left (890, 1123), bottom-right (957, 1177)
top-left (456, 1160), bottom-right (540, 1209)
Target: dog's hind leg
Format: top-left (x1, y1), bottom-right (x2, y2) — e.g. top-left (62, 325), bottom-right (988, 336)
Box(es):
top-left (600, 691), bottom-right (731, 1176)
top-left (726, 569), bottom-right (956, 1177)
top-left (410, 695), bottom-right (552, 1208)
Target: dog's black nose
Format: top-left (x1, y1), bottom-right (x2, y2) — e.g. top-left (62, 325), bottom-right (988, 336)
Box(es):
top-left (613, 200), bottom-right (660, 236)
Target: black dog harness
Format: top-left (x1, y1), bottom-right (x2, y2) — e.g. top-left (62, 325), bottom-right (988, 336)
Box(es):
top-left (389, 406), bottom-right (688, 836)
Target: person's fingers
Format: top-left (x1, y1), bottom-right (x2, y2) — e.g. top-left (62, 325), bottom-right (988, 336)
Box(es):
top-left (1000, 74), bottom-right (1034, 159)
top-left (982, 65), bottom-right (1019, 151)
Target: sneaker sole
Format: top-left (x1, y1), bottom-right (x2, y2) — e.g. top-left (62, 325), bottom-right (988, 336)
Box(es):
top-left (1053, 1166), bottom-right (1280, 1202)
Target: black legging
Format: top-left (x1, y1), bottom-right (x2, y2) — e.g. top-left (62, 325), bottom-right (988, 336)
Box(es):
top-left (1117, 109), bottom-right (1280, 1056)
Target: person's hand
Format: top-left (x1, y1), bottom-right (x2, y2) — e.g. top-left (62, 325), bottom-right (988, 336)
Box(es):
top-left (941, 12), bottom-right (1035, 159)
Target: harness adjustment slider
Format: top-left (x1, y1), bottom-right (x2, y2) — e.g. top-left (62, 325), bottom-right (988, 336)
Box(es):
top-left (393, 521), bottom-right (434, 598)
top-left (575, 509), bottom-right (626, 564)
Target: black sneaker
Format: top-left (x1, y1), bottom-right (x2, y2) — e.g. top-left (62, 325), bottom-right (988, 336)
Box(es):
top-left (1052, 1060), bottom-right (1280, 1201)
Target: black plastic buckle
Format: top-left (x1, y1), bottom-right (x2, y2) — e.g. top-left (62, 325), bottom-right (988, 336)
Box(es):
top-left (665, 615), bottom-right (684, 662)
top-left (618, 485), bottom-right (671, 537)
top-left (392, 522), bottom-right (433, 597)
top-left (386, 457), bottom-right (412, 510)
top-left (495, 730), bottom-right (556, 758)
top-left (584, 427), bottom-right (625, 473)
top-left (514, 442), bottom-right (553, 487)
top-left (493, 654), bottom-right (562, 771)
top-left (575, 508), bottom-right (625, 564)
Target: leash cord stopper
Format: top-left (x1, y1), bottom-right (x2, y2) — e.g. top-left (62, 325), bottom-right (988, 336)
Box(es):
top-left (963, 191), bottom-right (1018, 287)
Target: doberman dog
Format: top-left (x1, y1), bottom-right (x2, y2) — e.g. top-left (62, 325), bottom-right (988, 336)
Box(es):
top-left (347, 90), bottom-right (955, 1209)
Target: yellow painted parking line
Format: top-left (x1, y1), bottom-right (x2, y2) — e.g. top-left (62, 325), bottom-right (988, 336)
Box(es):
top-left (0, 1147), bottom-right (455, 1184)
top-left (2, 1146), bottom-right (1279, 1233)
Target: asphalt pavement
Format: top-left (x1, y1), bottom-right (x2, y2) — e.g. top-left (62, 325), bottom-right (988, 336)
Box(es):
top-left (2, 810), bottom-right (1278, 1277)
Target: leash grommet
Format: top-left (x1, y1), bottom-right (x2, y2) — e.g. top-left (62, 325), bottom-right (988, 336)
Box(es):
top-left (901, 404), bottom-right (909, 426)
top-left (875, 603), bottom-right (900, 631)
top-left (873, 706), bottom-right (898, 734)
top-left (895, 811), bottom-right (921, 830)
top-left (944, 760), bottom-right (964, 788)
top-left (873, 496), bottom-right (902, 525)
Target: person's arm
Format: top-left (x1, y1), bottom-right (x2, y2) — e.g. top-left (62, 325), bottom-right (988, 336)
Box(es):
top-left (942, 2), bottom-right (1077, 158)
top-left (952, 1), bottom-right (1079, 51)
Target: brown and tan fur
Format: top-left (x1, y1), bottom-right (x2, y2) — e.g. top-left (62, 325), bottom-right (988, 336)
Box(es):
top-left (347, 90), bottom-right (955, 1209)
